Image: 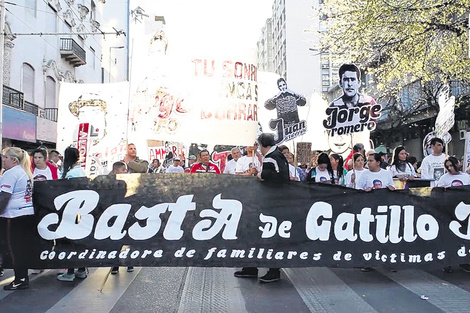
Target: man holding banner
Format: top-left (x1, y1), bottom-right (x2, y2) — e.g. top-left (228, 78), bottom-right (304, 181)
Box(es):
top-left (235, 133), bottom-right (290, 283)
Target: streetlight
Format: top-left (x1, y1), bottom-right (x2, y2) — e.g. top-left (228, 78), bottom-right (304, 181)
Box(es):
top-left (109, 46), bottom-right (125, 83)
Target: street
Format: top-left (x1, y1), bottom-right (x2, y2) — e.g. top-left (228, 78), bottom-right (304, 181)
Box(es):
top-left (1, 266), bottom-right (469, 312)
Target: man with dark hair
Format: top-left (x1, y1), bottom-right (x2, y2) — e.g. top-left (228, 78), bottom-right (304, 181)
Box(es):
top-left (111, 161), bottom-right (127, 174)
top-left (421, 137), bottom-right (446, 186)
top-left (48, 150), bottom-right (62, 168)
top-left (329, 63), bottom-right (376, 109)
top-left (234, 133), bottom-right (289, 283)
top-left (256, 133), bottom-right (290, 182)
top-left (123, 143), bottom-right (149, 173)
top-left (379, 152), bottom-right (389, 169)
top-left (190, 149), bottom-right (220, 174)
top-left (31, 148), bottom-right (59, 181)
top-left (265, 78), bottom-right (306, 127)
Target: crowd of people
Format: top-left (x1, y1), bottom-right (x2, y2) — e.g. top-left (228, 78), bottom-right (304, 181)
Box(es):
top-left (148, 137), bottom-right (469, 192)
top-left (0, 134), bottom-right (469, 290)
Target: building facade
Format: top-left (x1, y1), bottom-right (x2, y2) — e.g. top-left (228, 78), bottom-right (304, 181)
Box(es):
top-left (1, 0), bottom-right (127, 151)
top-left (257, 0), bottom-right (322, 99)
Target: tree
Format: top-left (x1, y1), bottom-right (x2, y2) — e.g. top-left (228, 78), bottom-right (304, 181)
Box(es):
top-left (318, 0), bottom-right (470, 106)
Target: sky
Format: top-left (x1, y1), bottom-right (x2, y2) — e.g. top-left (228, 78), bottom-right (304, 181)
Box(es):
top-left (132, 0), bottom-right (274, 60)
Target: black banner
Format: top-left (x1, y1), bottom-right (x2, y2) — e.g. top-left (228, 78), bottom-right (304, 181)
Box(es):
top-left (3, 174), bottom-right (470, 270)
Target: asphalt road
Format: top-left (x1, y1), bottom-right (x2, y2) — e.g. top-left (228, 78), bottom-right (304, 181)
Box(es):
top-left (1, 266), bottom-right (470, 312)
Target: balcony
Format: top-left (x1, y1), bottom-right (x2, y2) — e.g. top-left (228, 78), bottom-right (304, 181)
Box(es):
top-left (39, 107), bottom-right (58, 122)
top-left (2, 85), bottom-right (58, 122)
top-left (60, 38), bottom-right (86, 67)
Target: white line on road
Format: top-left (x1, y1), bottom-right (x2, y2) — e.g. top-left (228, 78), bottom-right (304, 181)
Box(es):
top-left (377, 268), bottom-right (470, 313)
top-left (283, 267), bottom-right (378, 313)
top-left (46, 267), bottom-right (141, 313)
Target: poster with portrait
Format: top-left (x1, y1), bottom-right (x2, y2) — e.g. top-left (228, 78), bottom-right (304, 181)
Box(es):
top-left (324, 64), bottom-right (381, 155)
top-left (57, 82), bottom-right (129, 176)
top-left (264, 78), bottom-right (307, 145)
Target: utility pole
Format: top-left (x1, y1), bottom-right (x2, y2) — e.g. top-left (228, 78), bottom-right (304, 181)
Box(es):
top-left (0, 0), bottom-right (5, 149)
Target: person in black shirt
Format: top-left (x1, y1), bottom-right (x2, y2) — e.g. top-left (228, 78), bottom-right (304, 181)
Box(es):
top-left (234, 133), bottom-right (289, 283)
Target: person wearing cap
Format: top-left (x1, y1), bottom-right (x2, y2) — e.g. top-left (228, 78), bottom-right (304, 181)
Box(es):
top-left (166, 156), bottom-right (184, 173)
top-left (185, 155), bottom-right (197, 173)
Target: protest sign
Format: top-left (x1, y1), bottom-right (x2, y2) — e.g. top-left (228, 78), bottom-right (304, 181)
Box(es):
top-left (296, 142), bottom-right (312, 164)
top-left (4, 175), bottom-right (468, 270)
top-left (264, 78), bottom-right (307, 144)
top-left (57, 82), bottom-right (129, 175)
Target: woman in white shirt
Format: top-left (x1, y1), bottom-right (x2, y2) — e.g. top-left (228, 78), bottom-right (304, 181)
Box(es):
top-left (437, 156), bottom-right (470, 187)
top-left (389, 146), bottom-right (416, 180)
top-left (306, 153), bottom-right (334, 183)
top-left (0, 147), bottom-right (34, 290)
top-left (345, 153), bottom-right (365, 189)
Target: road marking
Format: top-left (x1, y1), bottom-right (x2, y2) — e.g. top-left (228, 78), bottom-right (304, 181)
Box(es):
top-left (377, 269), bottom-right (470, 313)
top-left (177, 267), bottom-right (247, 313)
top-left (283, 268), bottom-right (378, 313)
top-left (46, 267), bottom-right (141, 313)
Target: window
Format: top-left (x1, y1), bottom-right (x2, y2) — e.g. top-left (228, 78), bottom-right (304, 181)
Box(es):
top-left (45, 76), bottom-right (56, 108)
top-left (90, 47), bottom-right (96, 69)
top-left (22, 63), bottom-right (35, 103)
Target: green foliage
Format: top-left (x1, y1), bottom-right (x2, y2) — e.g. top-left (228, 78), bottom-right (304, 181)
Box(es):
top-left (318, 0), bottom-right (470, 100)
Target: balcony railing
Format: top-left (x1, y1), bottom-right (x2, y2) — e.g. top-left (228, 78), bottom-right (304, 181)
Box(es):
top-left (24, 100), bottom-right (39, 116)
top-left (39, 107), bottom-right (58, 122)
top-left (3, 85), bottom-right (24, 110)
top-left (2, 85), bottom-right (58, 122)
top-left (60, 38), bottom-right (86, 67)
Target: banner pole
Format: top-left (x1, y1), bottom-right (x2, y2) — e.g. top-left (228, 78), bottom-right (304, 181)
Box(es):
top-left (98, 268), bottom-right (112, 293)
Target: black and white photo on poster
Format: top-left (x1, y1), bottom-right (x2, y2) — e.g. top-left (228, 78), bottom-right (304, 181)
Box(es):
top-left (324, 64), bottom-right (382, 138)
top-left (265, 78), bottom-right (307, 144)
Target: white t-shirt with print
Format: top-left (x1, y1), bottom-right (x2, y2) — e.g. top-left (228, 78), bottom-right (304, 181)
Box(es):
top-left (312, 168), bottom-right (332, 183)
top-left (356, 169), bottom-right (394, 190)
top-left (420, 154), bottom-right (446, 184)
top-left (0, 165), bottom-right (34, 218)
top-left (345, 168), bottom-right (365, 189)
top-left (33, 166), bottom-right (53, 181)
top-left (437, 172), bottom-right (470, 187)
top-left (235, 155), bottom-right (261, 174)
